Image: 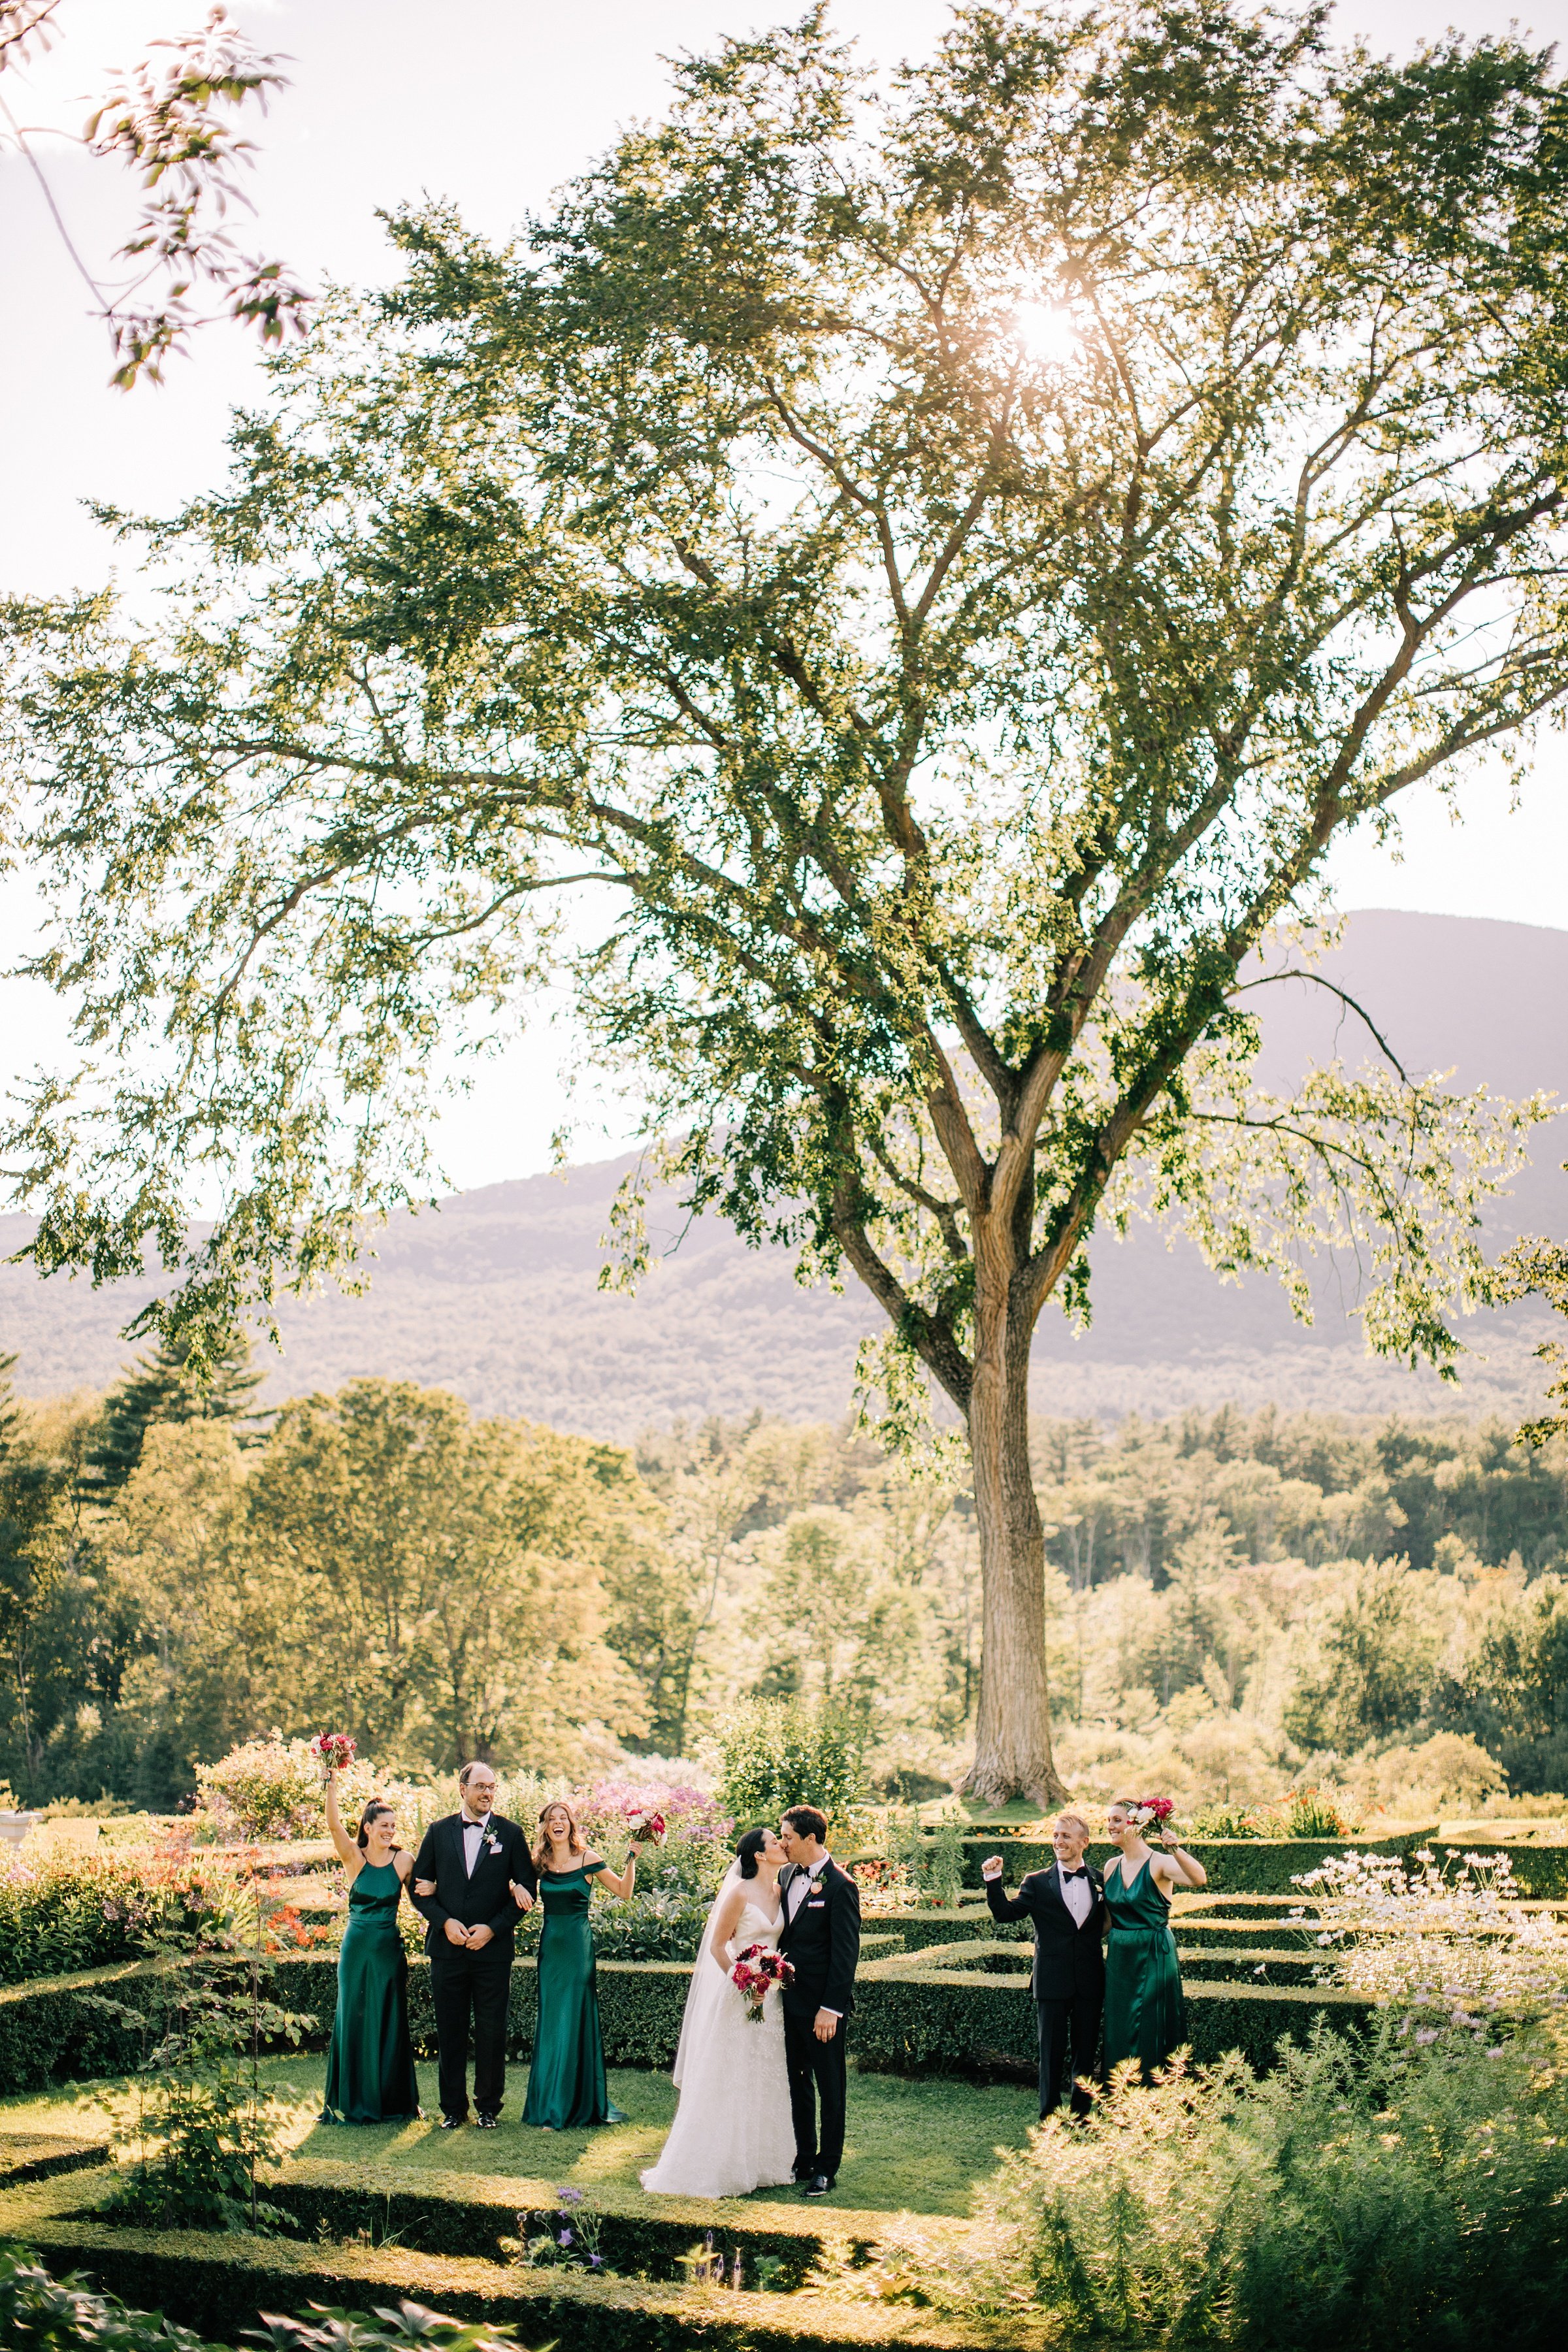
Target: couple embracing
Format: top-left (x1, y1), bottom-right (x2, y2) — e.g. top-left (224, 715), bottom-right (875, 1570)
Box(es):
top-left (642, 1804), bottom-right (861, 2201)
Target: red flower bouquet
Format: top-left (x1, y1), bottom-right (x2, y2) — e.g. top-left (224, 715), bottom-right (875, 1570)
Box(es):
top-left (624, 1806), bottom-right (667, 1846)
top-left (730, 1942), bottom-right (793, 2021)
top-left (1130, 1797), bottom-right (1174, 1836)
top-left (308, 1731), bottom-right (357, 1778)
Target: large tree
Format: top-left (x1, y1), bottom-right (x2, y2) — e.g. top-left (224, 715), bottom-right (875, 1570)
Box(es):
top-left (5, 3), bottom-right (1568, 1799)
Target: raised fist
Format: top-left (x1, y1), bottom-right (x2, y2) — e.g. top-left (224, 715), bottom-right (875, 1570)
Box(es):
top-left (981, 1854), bottom-right (1005, 1882)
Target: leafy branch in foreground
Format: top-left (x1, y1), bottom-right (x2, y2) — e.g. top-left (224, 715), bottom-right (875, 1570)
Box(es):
top-left (5, 3), bottom-right (1568, 1797)
top-left (1495, 1218), bottom-right (1568, 1447)
top-left (0, 2), bottom-right (310, 385)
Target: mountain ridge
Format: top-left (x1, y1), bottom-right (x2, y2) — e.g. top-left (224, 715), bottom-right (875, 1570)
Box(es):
top-left (3, 910), bottom-right (1564, 1436)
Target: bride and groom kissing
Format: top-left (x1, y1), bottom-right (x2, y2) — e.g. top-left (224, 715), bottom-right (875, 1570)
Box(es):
top-left (641, 1804), bottom-right (862, 2202)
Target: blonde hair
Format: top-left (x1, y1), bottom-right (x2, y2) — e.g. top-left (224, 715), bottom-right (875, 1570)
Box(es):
top-left (533, 1797), bottom-right (586, 1873)
top-left (1055, 1810), bottom-right (1094, 1842)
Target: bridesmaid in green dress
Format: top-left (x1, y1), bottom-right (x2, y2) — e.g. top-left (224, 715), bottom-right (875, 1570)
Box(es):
top-left (321, 1777), bottom-right (421, 2124)
top-left (521, 1799), bottom-right (642, 2130)
top-left (1102, 1799), bottom-right (1207, 2085)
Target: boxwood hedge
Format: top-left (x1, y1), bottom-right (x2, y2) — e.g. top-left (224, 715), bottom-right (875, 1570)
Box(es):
top-left (0, 1944), bottom-right (1366, 2089)
top-left (0, 2174), bottom-right (983, 2352)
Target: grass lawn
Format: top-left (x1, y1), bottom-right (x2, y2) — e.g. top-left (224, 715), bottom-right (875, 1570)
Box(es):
top-left (0, 2057), bottom-right (1036, 2219)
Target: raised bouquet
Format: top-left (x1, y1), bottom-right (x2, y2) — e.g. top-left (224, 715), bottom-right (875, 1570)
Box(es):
top-left (623, 1805), bottom-right (667, 1846)
top-left (730, 1942), bottom-right (793, 2021)
top-left (308, 1731), bottom-right (357, 1780)
top-left (1129, 1797), bottom-right (1174, 1836)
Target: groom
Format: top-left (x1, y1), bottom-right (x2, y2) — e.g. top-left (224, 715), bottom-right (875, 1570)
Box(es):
top-left (777, 1804), bottom-right (861, 2198)
top-left (410, 1761), bottom-right (536, 2130)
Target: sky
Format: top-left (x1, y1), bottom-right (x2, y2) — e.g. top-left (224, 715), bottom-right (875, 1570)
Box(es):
top-left (3, 1), bottom-right (1566, 1195)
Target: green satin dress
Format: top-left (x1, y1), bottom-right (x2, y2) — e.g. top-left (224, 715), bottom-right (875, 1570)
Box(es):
top-left (523, 1861), bottom-right (627, 2129)
top-left (321, 1859), bottom-right (420, 2123)
top-left (1102, 1854), bottom-right (1186, 2083)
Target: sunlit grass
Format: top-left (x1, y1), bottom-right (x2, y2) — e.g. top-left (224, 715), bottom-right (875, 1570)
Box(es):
top-left (1, 2055), bottom-right (1037, 2217)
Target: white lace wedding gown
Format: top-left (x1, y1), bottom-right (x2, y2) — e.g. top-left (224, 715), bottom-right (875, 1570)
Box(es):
top-left (640, 1884), bottom-right (797, 2199)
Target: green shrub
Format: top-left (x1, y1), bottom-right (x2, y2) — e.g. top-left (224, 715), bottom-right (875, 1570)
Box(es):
top-left (713, 1703), bottom-right (867, 1829)
top-left (0, 2248), bottom-right (551, 2352)
top-left (830, 2021), bottom-right (1568, 2351)
top-left (0, 2248), bottom-right (216, 2350)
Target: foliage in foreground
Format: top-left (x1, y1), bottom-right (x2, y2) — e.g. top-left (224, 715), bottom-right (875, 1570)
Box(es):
top-left (825, 2023), bottom-right (1568, 2349)
top-left (0, 2251), bottom-right (545, 2352)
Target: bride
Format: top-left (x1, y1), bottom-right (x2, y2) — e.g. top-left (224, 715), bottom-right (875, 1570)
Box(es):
top-left (640, 1826), bottom-right (798, 2198)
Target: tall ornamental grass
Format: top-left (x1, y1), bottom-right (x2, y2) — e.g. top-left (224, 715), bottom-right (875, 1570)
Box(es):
top-left (826, 2023), bottom-right (1568, 2349)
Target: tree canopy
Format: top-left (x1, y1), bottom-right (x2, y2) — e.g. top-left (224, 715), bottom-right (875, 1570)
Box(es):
top-left (5, 1), bottom-right (1567, 1795)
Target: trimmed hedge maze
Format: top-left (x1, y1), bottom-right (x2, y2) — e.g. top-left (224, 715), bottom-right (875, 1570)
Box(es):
top-left (5, 1836), bottom-right (1554, 2352)
top-left (0, 1939), bottom-right (1372, 2093)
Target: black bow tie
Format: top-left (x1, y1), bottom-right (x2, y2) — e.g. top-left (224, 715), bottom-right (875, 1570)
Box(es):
top-left (1061, 1867), bottom-right (1088, 1880)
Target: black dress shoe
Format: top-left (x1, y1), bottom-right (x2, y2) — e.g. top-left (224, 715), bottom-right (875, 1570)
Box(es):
top-left (439, 2114), bottom-right (466, 2131)
top-left (803, 2173), bottom-right (833, 2198)
top-left (475, 2112), bottom-right (500, 2129)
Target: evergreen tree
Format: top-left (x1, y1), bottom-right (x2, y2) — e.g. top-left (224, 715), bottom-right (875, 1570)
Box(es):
top-left (85, 1331), bottom-right (269, 1499)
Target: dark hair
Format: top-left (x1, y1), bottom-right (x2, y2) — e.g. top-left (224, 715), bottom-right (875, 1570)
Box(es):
top-left (356, 1800), bottom-right (395, 1852)
top-left (735, 1827), bottom-right (771, 1880)
top-left (782, 1805), bottom-right (828, 1844)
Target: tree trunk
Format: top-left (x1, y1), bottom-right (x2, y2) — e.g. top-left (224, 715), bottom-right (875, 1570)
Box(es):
top-left (963, 1264), bottom-right (1067, 1808)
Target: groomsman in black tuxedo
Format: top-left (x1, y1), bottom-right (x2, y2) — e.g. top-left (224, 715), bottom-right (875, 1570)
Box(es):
top-left (981, 1809), bottom-right (1105, 2119)
top-left (410, 1761), bottom-right (536, 2129)
top-left (777, 1804), bottom-right (861, 2197)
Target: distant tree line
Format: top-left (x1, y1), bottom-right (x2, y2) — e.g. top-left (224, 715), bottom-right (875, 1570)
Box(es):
top-left (2, 1354), bottom-right (1567, 1810)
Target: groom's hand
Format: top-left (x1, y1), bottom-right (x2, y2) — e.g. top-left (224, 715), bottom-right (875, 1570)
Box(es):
top-left (813, 2008), bottom-right (838, 2042)
top-left (466, 1922), bottom-right (495, 1950)
top-left (981, 1855), bottom-right (1005, 1882)
top-left (444, 1918), bottom-right (472, 1947)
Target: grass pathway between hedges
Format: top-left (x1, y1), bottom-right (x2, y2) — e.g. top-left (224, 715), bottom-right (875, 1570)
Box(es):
top-left (1, 2057), bottom-right (1036, 2218)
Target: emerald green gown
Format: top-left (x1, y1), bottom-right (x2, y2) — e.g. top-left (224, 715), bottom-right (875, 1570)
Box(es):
top-left (523, 1861), bottom-right (627, 2129)
top-left (1102, 1855), bottom-right (1186, 2082)
top-left (321, 1859), bottom-right (420, 2124)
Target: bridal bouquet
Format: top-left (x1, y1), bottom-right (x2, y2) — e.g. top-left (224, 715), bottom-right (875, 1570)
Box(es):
top-left (623, 1805), bottom-right (667, 1846)
top-left (730, 1943), bottom-right (792, 2021)
top-left (1130, 1797), bottom-right (1175, 1835)
top-left (308, 1731), bottom-right (357, 1780)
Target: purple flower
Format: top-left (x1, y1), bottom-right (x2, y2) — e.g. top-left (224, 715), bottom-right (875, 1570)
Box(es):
top-left (558, 2229), bottom-right (573, 2247)
top-left (588, 2254), bottom-right (604, 2270)
top-left (1414, 2028), bottom-right (1439, 2045)
top-left (1487, 2047), bottom-right (1505, 2058)
top-left (556, 2186), bottom-right (585, 2206)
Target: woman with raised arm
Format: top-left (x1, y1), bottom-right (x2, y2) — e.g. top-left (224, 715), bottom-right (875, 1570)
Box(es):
top-left (321, 1773), bottom-right (420, 2124)
top-left (521, 1799), bottom-right (641, 2130)
top-left (1101, 1797), bottom-right (1206, 2085)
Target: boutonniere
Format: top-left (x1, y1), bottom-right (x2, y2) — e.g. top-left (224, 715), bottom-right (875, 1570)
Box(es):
top-left (485, 1833), bottom-right (500, 1855)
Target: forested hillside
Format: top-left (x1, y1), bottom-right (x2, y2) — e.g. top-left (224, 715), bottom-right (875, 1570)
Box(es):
top-left (3, 1339), bottom-right (1565, 1815)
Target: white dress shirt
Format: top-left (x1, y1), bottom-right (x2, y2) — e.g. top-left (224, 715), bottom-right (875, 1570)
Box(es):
top-left (787, 1854), bottom-right (830, 1918)
top-left (1058, 1863), bottom-right (1092, 1927)
top-left (461, 1813), bottom-right (489, 1876)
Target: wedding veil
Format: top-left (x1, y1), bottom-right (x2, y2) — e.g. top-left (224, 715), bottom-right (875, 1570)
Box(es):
top-left (672, 1859), bottom-right (744, 2088)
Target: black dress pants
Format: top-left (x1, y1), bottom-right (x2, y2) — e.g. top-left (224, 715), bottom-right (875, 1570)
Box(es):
top-left (1037, 1989), bottom-right (1102, 2117)
top-left (783, 2004), bottom-right (849, 2180)
top-left (429, 1940), bottom-right (512, 2119)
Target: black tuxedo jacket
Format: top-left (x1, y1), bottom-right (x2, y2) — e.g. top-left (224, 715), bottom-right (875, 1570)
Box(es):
top-left (777, 1857), bottom-right (861, 2019)
top-left (987, 1862), bottom-right (1106, 2002)
top-left (408, 1811), bottom-right (536, 1957)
